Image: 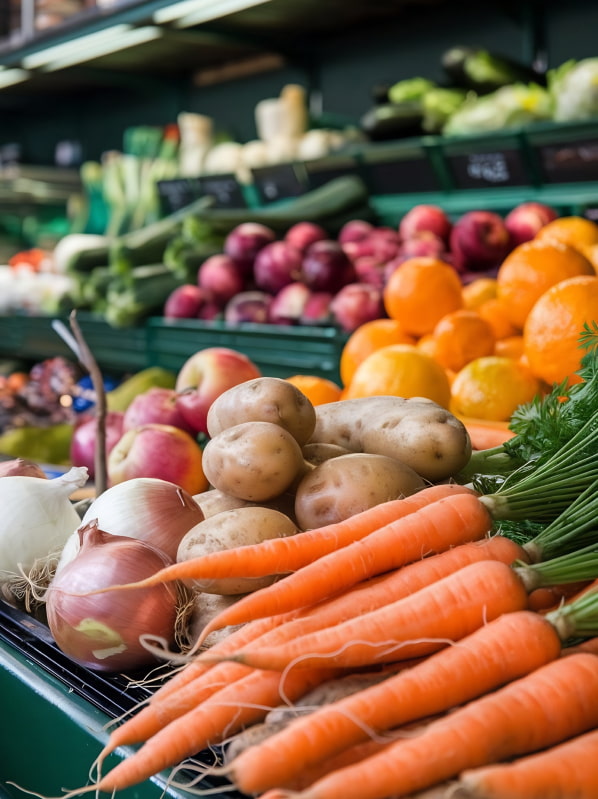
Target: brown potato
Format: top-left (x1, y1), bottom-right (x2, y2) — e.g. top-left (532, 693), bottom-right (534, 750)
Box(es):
top-left (206, 376), bottom-right (317, 445)
top-left (193, 487), bottom-right (299, 524)
top-left (177, 505), bottom-right (298, 594)
top-left (302, 442), bottom-right (352, 467)
top-left (308, 396), bottom-right (472, 482)
top-left (294, 452), bottom-right (426, 530)
top-left (202, 421), bottom-right (306, 502)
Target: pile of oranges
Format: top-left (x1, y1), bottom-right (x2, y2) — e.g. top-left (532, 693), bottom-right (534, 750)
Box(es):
top-left (293, 215), bottom-right (598, 425)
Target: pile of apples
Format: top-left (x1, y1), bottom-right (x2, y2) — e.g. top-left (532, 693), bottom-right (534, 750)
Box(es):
top-left (70, 347), bottom-right (262, 494)
top-left (163, 200), bottom-right (559, 335)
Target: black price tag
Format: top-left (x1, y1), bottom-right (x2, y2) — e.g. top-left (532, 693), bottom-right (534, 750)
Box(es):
top-left (251, 163), bottom-right (306, 203)
top-left (303, 156), bottom-right (360, 190)
top-left (447, 149), bottom-right (528, 189)
top-left (158, 174), bottom-right (246, 213)
top-left (361, 155), bottom-right (439, 195)
top-left (537, 139), bottom-right (598, 184)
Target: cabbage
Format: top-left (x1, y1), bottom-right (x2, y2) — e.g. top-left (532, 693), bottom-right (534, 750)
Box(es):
top-left (443, 83), bottom-right (552, 136)
top-left (549, 58), bottom-right (598, 122)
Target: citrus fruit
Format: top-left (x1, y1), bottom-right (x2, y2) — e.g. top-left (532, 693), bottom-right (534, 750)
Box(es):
top-left (523, 274), bottom-right (598, 386)
top-left (344, 343), bottom-right (452, 408)
top-left (496, 239), bottom-right (595, 329)
top-left (462, 277), bottom-right (498, 310)
top-left (285, 374), bottom-right (343, 405)
top-left (494, 335), bottom-right (525, 360)
top-left (339, 318), bottom-right (415, 387)
top-left (450, 356), bottom-right (543, 422)
top-left (431, 309), bottom-right (496, 373)
top-left (383, 257), bottom-right (463, 337)
top-left (534, 215), bottom-right (598, 250)
top-left (477, 297), bottom-right (521, 339)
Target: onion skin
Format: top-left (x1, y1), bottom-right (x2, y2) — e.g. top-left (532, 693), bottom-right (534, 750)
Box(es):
top-left (0, 458), bottom-right (47, 479)
top-left (46, 521), bottom-right (178, 673)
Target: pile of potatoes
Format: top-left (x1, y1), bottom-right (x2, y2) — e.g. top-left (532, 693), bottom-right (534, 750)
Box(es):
top-left (176, 377), bottom-right (472, 610)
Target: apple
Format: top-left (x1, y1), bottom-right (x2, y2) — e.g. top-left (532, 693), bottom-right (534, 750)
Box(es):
top-left (300, 291), bottom-right (334, 326)
top-left (107, 423), bottom-right (208, 495)
top-left (399, 204), bottom-right (452, 243)
top-left (400, 230), bottom-right (447, 260)
top-left (122, 387), bottom-right (195, 435)
top-left (450, 210), bottom-right (513, 272)
top-left (268, 282), bottom-right (311, 325)
top-left (504, 201), bottom-right (559, 247)
top-left (164, 284), bottom-right (207, 319)
top-left (175, 346), bottom-right (262, 435)
top-left (330, 282), bottom-right (385, 332)
top-left (70, 411), bottom-right (125, 478)
top-left (197, 254), bottom-right (246, 307)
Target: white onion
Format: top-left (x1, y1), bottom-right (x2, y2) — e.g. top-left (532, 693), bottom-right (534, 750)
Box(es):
top-left (0, 466), bottom-right (88, 583)
top-left (56, 477), bottom-right (205, 573)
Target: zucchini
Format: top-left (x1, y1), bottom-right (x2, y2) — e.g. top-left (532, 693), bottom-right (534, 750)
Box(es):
top-left (360, 102), bottom-right (424, 141)
top-left (104, 264), bottom-right (185, 328)
top-left (442, 46), bottom-right (545, 93)
top-left (196, 175), bottom-right (371, 234)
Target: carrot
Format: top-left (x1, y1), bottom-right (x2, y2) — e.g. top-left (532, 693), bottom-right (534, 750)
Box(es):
top-left (263, 652), bottom-right (598, 799)
top-left (94, 665), bottom-right (339, 794)
top-left (195, 490), bottom-right (494, 644)
top-left (562, 636), bottom-right (598, 657)
top-left (93, 482), bottom-right (475, 594)
top-left (228, 610), bottom-right (563, 795)
top-left (457, 727), bottom-right (598, 798)
top-left (209, 558), bottom-right (530, 671)
top-left (459, 417), bottom-right (516, 451)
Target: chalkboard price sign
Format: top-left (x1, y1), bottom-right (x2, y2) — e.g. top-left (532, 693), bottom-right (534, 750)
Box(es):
top-left (158, 174), bottom-right (246, 213)
top-left (536, 138), bottom-right (598, 184)
top-left (303, 156), bottom-right (361, 190)
top-left (360, 153), bottom-right (439, 195)
top-left (447, 149), bottom-right (528, 189)
top-left (251, 163), bottom-right (307, 203)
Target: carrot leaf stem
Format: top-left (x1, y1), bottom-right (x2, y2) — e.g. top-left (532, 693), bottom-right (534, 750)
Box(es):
top-left (546, 586), bottom-right (598, 641)
top-left (513, 544), bottom-right (598, 593)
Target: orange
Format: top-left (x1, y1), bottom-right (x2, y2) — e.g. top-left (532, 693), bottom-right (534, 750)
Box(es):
top-left (344, 343), bottom-right (452, 408)
top-left (383, 257), bottom-right (463, 337)
top-left (462, 277), bottom-right (498, 310)
top-left (431, 309), bottom-right (496, 373)
top-left (450, 356), bottom-right (543, 422)
top-left (477, 297), bottom-right (521, 339)
top-left (416, 333), bottom-right (440, 359)
top-left (579, 243), bottom-right (598, 274)
top-left (285, 374), bottom-right (343, 405)
top-left (494, 335), bottom-right (525, 360)
top-left (496, 239), bottom-right (595, 330)
top-left (339, 318), bottom-right (415, 387)
top-left (523, 274), bottom-right (598, 387)
top-left (534, 215), bottom-right (598, 250)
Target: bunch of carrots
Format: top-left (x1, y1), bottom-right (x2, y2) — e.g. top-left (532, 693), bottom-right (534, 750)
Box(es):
top-left (62, 330), bottom-right (598, 799)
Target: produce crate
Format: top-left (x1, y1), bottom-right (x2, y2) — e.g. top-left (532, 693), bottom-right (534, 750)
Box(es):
top-left (0, 313), bottom-right (150, 375)
top-left (0, 599), bottom-right (243, 799)
top-left (146, 318), bottom-right (347, 384)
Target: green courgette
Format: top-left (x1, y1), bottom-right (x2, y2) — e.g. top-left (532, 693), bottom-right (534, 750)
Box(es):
top-left (103, 264), bottom-right (185, 328)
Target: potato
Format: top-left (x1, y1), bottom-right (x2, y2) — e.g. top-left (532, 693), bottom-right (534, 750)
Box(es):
top-left (176, 505), bottom-right (298, 594)
top-left (308, 396), bottom-right (472, 482)
top-left (202, 420), bottom-right (307, 502)
top-left (302, 442), bottom-right (352, 467)
top-left (193, 487), bottom-right (299, 524)
top-left (294, 452), bottom-right (426, 530)
top-left (206, 376), bottom-right (317, 445)
top-left (187, 591), bottom-right (246, 649)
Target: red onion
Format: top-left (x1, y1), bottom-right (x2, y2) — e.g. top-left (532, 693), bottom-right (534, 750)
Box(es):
top-left (46, 521), bottom-right (179, 672)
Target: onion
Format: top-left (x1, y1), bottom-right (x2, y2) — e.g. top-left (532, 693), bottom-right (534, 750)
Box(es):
top-left (56, 477), bottom-right (205, 573)
top-left (46, 521), bottom-right (178, 672)
top-left (0, 458), bottom-right (47, 479)
top-left (0, 466), bottom-right (88, 593)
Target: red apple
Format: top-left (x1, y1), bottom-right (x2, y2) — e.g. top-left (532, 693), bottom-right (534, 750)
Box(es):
top-left (399, 204), bottom-right (452, 243)
top-left (70, 411), bottom-right (125, 478)
top-left (449, 210), bottom-right (513, 272)
top-left (253, 240), bottom-right (303, 294)
top-left (400, 230), bottom-right (447, 260)
top-left (175, 346), bottom-right (262, 435)
top-left (164, 284), bottom-right (207, 319)
top-left (122, 387), bottom-right (195, 435)
top-left (197, 254), bottom-right (246, 306)
top-left (330, 283), bottom-right (385, 333)
top-left (268, 282), bottom-right (311, 325)
top-left (504, 201), bottom-right (559, 247)
top-left (284, 221), bottom-right (328, 252)
top-left (107, 423), bottom-right (208, 495)
top-left (353, 255), bottom-right (386, 289)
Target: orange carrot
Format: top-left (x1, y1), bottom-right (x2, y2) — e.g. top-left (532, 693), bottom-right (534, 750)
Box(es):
top-left (95, 665), bottom-right (339, 794)
top-left (262, 652), bottom-right (598, 799)
top-left (95, 482), bottom-right (474, 593)
top-left (460, 417), bottom-right (515, 451)
top-left (228, 609), bottom-right (563, 795)
top-left (207, 558), bottom-right (530, 671)
top-left (457, 727), bottom-right (598, 798)
top-left (195, 490), bottom-right (494, 644)
top-left (562, 636), bottom-right (598, 657)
